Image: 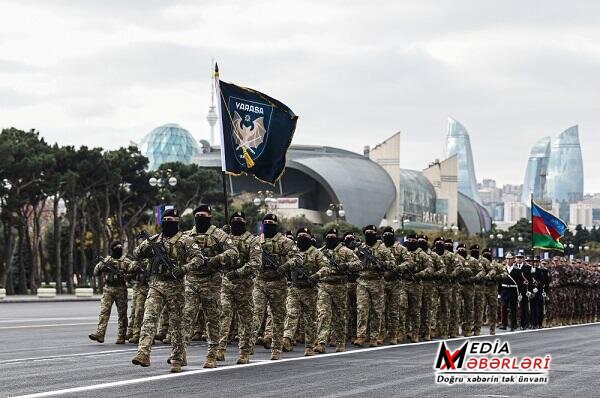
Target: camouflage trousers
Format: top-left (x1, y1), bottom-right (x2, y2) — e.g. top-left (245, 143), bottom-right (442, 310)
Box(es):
top-left (158, 305), bottom-right (170, 337)
top-left (183, 273), bottom-right (222, 357)
top-left (405, 281), bottom-right (423, 338)
top-left (346, 282), bottom-right (358, 341)
top-left (448, 284), bottom-right (461, 337)
top-left (382, 279), bottom-right (406, 338)
top-left (95, 286), bottom-right (128, 339)
top-left (356, 277), bottom-right (384, 341)
top-left (131, 284), bottom-right (149, 339)
top-left (218, 277), bottom-right (254, 355)
top-left (284, 286), bottom-right (318, 348)
top-left (137, 278), bottom-right (185, 364)
top-left (316, 282), bottom-right (347, 345)
top-left (433, 284), bottom-right (450, 338)
top-left (253, 278), bottom-right (287, 353)
top-left (420, 281), bottom-right (436, 337)
top-left (473, 283), bottom-right (486, 334)
top-left (460, 283), bottom-right (475, 336)
top-left (127, 285), bottom-right (137, 337)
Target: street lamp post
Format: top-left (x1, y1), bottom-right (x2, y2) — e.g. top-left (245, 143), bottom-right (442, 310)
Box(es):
top-left (489, 233), bottom-right (504, 258)
top-left (326, 203), bottom-right (345, 226)
top-left (253, 190), bottom-right (278, 215)
top-left (148, 168), bottom-right (177, 201)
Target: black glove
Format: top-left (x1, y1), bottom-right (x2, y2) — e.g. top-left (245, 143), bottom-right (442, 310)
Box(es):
top-left (226, 270), bottom-right (240, 280)
top-left (173, 267), bottom-right (186, 279)
top-left (276, 266), bottom-right (287, 276)
top-left (208, 256), bottom-right (221, 268)
top-left (308, 274), bottom-right (319, 285)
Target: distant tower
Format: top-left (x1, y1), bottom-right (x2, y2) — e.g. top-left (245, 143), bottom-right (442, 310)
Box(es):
top-left (206, 77), bottom-right (218, 145)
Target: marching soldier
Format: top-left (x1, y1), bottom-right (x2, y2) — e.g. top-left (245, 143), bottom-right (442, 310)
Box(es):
top-left (217, 212), bottom-right (261, 364)
top-left (131, 209), bottom-right (204, 373)
top-left (314, 228), bottom-right (361, 353)
top-left (128, 258), bottom-right (150, 344)
top-left (499, 253), bottom-right (521, 331)
top-left (529, 255), bottom-right (545, 329)
top-left (353, 225), bottom-right (394, 347)
top-left (182, 204), bottom-right (239, 369)
top-left (89, 241), bottom-right (131, 344)
top-left (417, 235), bottom-right (436, 341)
top-left (252, 213), bottom-right (302, 360)
top-left (480, 248), bottom-right (504, 335)
top-left (455, 244), bottom-right (475, 337)
top-left (429, 238), bottom-right (449, 340)
top-left (469, 244), bottom-right (487, 336)
top-left (515, 253), bottom-right (531, 329)
top-left (343, 232), bottom-right (360, 344)
top-left (381, 227), bottom-right (409, 344)
top-left (282, 227), bottom-right (327, 356)
top-left (395, 233), bottom-right (432, 343)
top-left (442, 238), bottom-right (462, 338)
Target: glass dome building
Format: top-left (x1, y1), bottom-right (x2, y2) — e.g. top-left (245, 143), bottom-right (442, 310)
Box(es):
top-left (138, 123), bottom-right (201, 170)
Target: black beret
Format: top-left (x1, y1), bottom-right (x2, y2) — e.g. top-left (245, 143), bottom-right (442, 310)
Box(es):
top-left (343, 232), bottom-right (355, 239)
top-left (456, 243), bottom-right (466, 249)
top-left (162, 208), bottom-right (179, 220)
top-left (381, 226), bottom-right (394, 234)
top-left (433, 236), bottom-right (444, 243)
top-left (470, 244), bottom-right (480, 250)
top-left (230, 211), bottom-right (246, 221)
top-left (194, 204), bottom-right (212, 215)
top-left (297, 227), bottom-right (311, 236)
top-left (363, 225), bottom-right (377, 233)
top-left (110, 240), bottom-right (123, 250)
top-left (406, 233), bottom-right (418, 239)
top-left (323, 228), bottom-right (338, 238)
top-left (417, 234), bottom-right (428, 241)
top-left (482, 247), bottom-right (492, 254)
top-left (263, 213), bottom-right (278, 223)
top-left (444, 238), bottom-right (453, 244)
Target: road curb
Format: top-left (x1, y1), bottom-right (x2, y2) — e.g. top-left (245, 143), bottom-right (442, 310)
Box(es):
top-left (0, 297), bottom-right (103, 304)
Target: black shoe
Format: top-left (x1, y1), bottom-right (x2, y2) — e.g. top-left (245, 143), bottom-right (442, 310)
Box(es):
top-left (499, 326), bottom-right (507, 330)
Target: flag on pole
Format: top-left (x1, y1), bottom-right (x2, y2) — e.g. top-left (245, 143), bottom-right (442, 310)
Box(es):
top-left (214, 64), bottom-right (298, 185)
top-left (531, 200), bottom-right (567, 251)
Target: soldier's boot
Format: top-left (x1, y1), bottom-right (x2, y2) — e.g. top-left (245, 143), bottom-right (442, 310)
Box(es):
top-left (115, 336), bottom-right (126, 344)
top-left (405, 332), bottom-right (412, 341)
top-left (397, 332), bottom-right (406, 343)
top-left (463, 330), bottom-right (472, 337)
top-left (489, 326), bottom-right (496, 336)
top-left (250, 345), bottom-right (255, 355)
top-left (216, 349), bottom-right (226, 362)
top-left (282, 337), bottom-right (293, 352)
top-left (132, 352), bottom-right (150, 367)
top-left (154, 332), bottom-right (166, 341)
top-left (369, 338), bottom-right (378, 347)
top-left (129, 336), bottom-right (139, 344)
top-left (329, 338), bottom-right (336, 348)
top-left (191, 332), bottom-right (203, 342)
top-left (125, 330), bottom-right (133, 340)
top-left (388, 332), bottom-right (398, 345)
top-left (353, 337), bottom-right (366, 347)
top-left (304, 347), bottom-right (315, 356)
top-left (170, 361), bottom-right (182, 373)
top-left (377, 332), bottom-right (385, 345)
top-left (162, 334), bottom-right (171, 345)
top-left (270, 351), bottom-right (281, 360)
top-left (256, 336), bottom-right (265, 346)
top-left (335, 342), bottom-right (346, 352)
top-left (201, 333), bottom-right (208, 341)
top-left (203, 354), bottom-right (217, 369)
top-left (439, 333), bottom-right (449, 340)
top-left (410, 334), bottom-right (419, 343)
top-left (473, 329), bottom-right (480, 337)
top-left (422, 332), bottom-right (431, 342)
top-left (166, 350), bottom-right (187, 367)
top-left (314, 343), bottom-right (326, 354)
top-left (236, 353), bottom-right (250, 365)
top-left (88, 332), bottom-right (104, 343)
top-left (263, 336), bottom-right (273, 350)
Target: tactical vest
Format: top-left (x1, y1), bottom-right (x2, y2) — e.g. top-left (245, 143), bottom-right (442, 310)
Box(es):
top-left (102, 257), bottom-right (127, 287)
top-left (260, 234), bottom-right (287, 281)
top-left (232, 232), bottom-right (254, 269)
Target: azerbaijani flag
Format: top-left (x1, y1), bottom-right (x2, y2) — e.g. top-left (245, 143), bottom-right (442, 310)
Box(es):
top-left (531, 201), bottom-right (567, 251)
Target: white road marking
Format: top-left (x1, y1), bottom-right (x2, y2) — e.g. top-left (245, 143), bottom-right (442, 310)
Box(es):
top-left (0, 322), bottom-right (112, 330)
top-left (12, 322), bottom-right (600, 398)
top-left (0, 317), bottom-right (98, 323)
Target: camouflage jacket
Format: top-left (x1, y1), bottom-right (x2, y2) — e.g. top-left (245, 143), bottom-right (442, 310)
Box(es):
top-left (442, 251), bottom-right (465, 283)
top-left (260, 232), bottom-right (303, 281)
top-left (355, 240), bottom-right (394, 280)
top-left (316, 243), bottom-right (361, 284)
top-left (427, 250), bottom-right (448, 282)
top-left (184, 225), bottom-right (239, 276)
top-left (468, 256), bottom-right (486, 283)
top-left (397, 248), bottom-right (433, 282)
top-left (94, 255), bottom-right (131, 287)
top-left (281, 245), bottom-right (329, 288)
top-left (225, 231), bottom-right (261, 279)
top-left (480, 257), bottom-right (506, 283)
top-left (384, 242), bottom-right (410, 281)
top-left (133, 231), bottom-right (203, 281)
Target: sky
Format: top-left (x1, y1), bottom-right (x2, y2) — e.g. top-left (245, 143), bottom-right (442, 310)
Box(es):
top-left (1, 1), bottom-right (599, 192)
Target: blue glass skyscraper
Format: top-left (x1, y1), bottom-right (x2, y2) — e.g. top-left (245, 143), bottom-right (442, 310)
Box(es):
top-left (444, 117), bottom-right (482, 205)
top-left (521, 137), bottom-right (551, 204)
top-left (545, 125), bottom-right (584, 220)
top-left (138, 123), bottom-right (201, 170)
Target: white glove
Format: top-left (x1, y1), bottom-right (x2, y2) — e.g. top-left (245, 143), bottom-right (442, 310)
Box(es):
top-left (542, 292), bottom-right (547, 298)
top-left (497, 294), bottom-right (501, 299)
top-left (518, 294), bottom-right (522, 302)
top-left (526, 291), bottom-right (533, 298)
top-left (533, 288), bottom-right (538, 294)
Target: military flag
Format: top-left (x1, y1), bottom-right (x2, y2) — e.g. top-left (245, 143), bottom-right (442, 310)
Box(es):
top-left (214, 64), bottom-right (298, 185)
top-left (531, 200), bottom-right (567, 251)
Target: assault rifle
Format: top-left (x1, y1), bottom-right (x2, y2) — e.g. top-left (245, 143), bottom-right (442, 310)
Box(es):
top-left (358, 247), bottom-right (385, 272)
top-left (137, 230), bottom-right (180, 279)
top-left (290, 264), bottom-right (316, 287)
top-left (261, 249), bottom-right (280, 272)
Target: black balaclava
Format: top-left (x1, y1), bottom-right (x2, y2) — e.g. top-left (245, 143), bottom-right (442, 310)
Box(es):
top-left (161, 209), bottom-right (180, 238)
top-left (457, 245), bottom-right (468, 258)
top-left (263, 213), bottom-right (278, 239)
top-left (417, 235), bottom-right (428, 251)
top-left (405, 234), bottom-right (418, 252)
top-left (344, 234), bottom-right (357, 250)
top-left (381, 227), bottom-right (395, 247)
top-left (482, 251), bottom-right (492, 261)
top-left (324, 228), bottom-right (339, 250)
top-left (363, 225), bottom-right (377, 246)
top-left (230, 211), bottom-right (246, 236)
top-left (296, 228), bottom-right (312, 251)
top-left (110, 241), bottom-right (123, 259)
top-left (194, 204), bottom-right (212, 233)
top-left (434, 241), bottom-right (445, 255)
top-left (444, 239), bottom-right (454, 253)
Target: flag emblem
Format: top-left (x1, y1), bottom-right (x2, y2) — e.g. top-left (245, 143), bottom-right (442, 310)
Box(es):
top-left (229, 97), bottom-right (274, 168)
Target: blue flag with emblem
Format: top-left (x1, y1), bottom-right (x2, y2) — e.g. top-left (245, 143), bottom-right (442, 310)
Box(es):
top-left (215, 64), bottom-right (298, 184)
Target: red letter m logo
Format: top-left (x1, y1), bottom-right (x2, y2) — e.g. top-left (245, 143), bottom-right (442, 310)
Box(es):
top-left (435, 342), bottom-right (468, 370)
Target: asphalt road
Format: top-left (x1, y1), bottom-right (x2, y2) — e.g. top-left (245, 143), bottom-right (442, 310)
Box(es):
top-left (1, 301), bottom-right (599, 397)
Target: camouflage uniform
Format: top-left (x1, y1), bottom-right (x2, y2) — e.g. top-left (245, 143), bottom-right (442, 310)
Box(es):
top-left (92, 255), bottom-right (131, 341)
top-left (218, 231), bottom-right (261, 356)
top-left (382, 243), bottom-right (409, 341)
top-left (419, 250), bottom-right (437, 340)
top-left (397, 248), bottom-right (433, 342)
top-left (129, 260), bottom-right (150, 342)
top-left (314, 243), bottom-right (360, 347)
top-left (355, 241), bottom-right (394, 343)
top-left (443, 251), bottom-right (464, 337)
top-left (134, 231), bottom-right (203, 366)
top-left (429, 250), bottom-right (449, 339)
top-left (182, 225), bottom-right (238, 359)
top-left (459, 255), bottom-right (483, 336)
top-left (282, 245), bottom-right (328, 349)
top-left (470, 255), bottom-right (487, 336)
top-left (253, 232), bottom-right (302, 355)
top-left (479, 257), bottom-right (505, 335)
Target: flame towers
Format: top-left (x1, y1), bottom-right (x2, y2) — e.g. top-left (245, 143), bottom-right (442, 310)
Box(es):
top-left (521, 137), bottom-right (551, 203)
top-left (444, 117), bottom-right (482, 205)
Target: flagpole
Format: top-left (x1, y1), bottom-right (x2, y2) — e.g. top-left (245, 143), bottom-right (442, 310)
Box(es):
top-left (214, 62), bottom-right (229, 224)
top-left (530, 193), bottom-right (535, 260)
